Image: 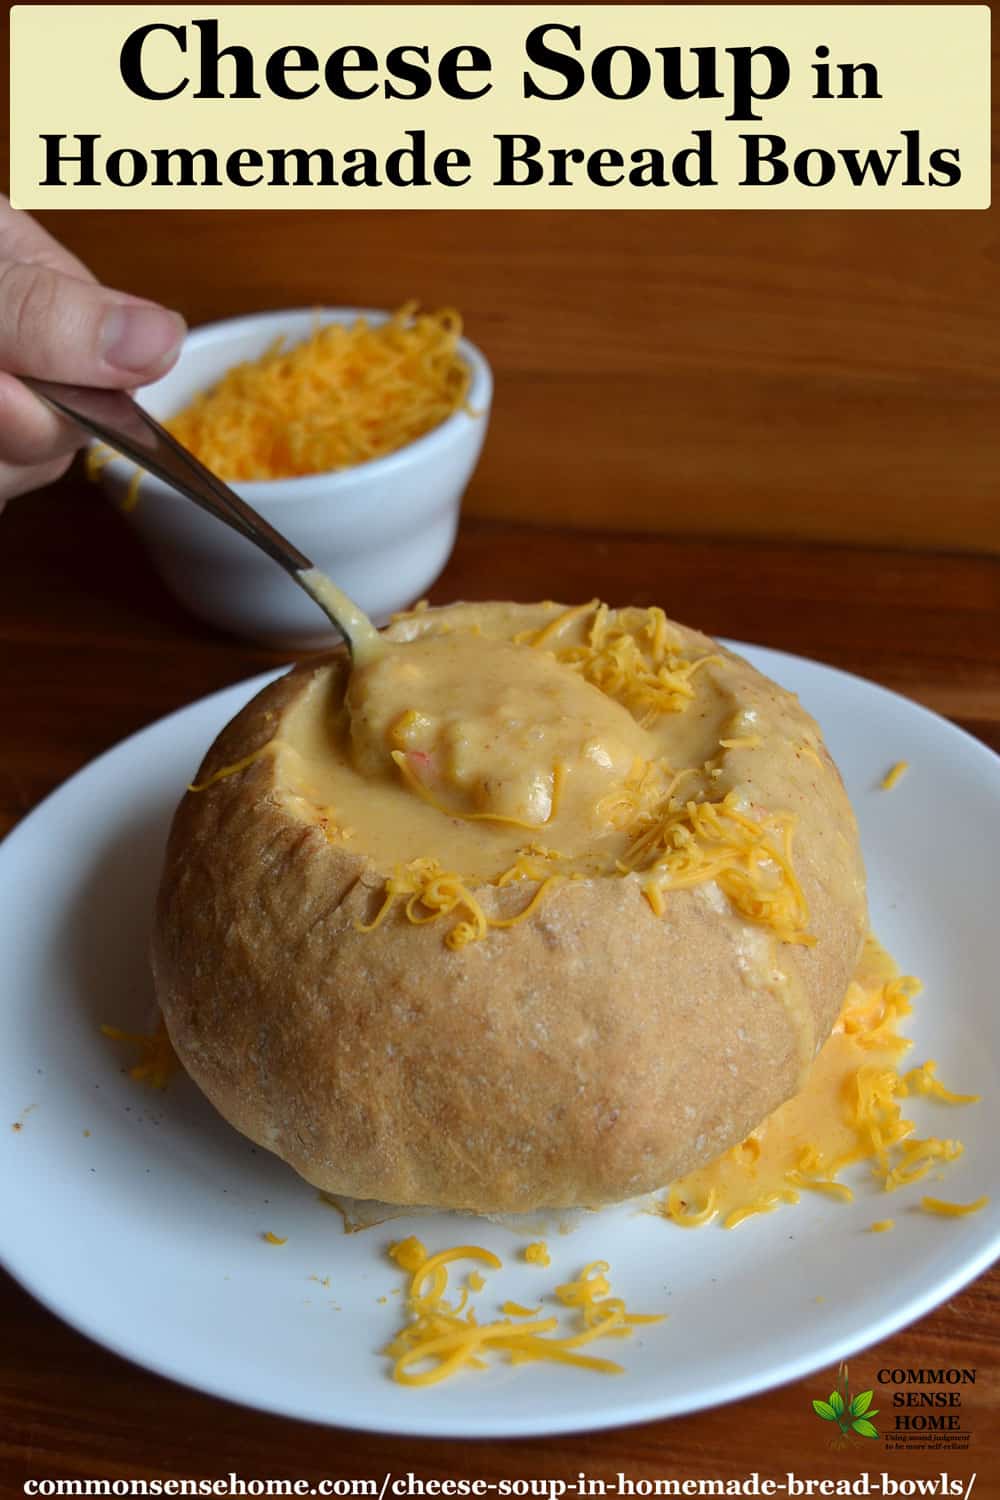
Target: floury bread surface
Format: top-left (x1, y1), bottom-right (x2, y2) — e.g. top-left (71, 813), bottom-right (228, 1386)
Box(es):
top-left (151, 601), bottom-right (868, 1211)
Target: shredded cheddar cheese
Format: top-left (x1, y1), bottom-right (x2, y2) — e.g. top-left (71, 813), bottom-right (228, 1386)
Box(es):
top-left (840, 972), bottom-right (918, 1054)
top-left (187, 740), bottom-right (282, 792)
top-left (519, 601), bottom-right (718, 726)
top-left (361, 774), bottom-right (813, 951)
top-left (870, 1220), bottom-right (895, 1233)
top-left (784, 1172), bottom-right (854, 1202)
top-left (658, 938), bottom-right (983, 1232)
top-left (900, 1060), bottom-right (981, 1105)
top-left (165, 304), bottom-right (471, 481)
top-left (623, 789), bottom-right (814, 947)
top-left (85, 443), bottom-right (144, 512)
top-left (881, 1135), bottom-right (964, 1192)
top-left (595, 761), bottom-right (697, 832)
top-left (495, 848), bottom-right (564, 886)
top-left (123, 469), bottom-right (143, 513)
top-left (101, 1017), bottom-right (179, 1090)
top-left (84, 444), bottom-right (115, 483)
top-left (355, 857), bottom-right (563, 950)
top-left (524, 1241), bottom-right (551, 1267)
top-left (554, 1260), bottom-right (663, 1338)
top-left (263, 1232), bottom-right (288, 1245)
top-left (357, 779), bottom-right (812, 948)
top-left (920, 1196), bottom-right (989, 1218)
top-left (881, 761), bottom-right (910, 791)
top-left (384, 1240), bottom-right (663, 1386)
top-left (722, 1190), bottom-right (800, 1230)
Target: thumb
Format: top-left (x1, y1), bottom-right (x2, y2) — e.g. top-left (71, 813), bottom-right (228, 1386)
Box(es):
top-left (0, 260), bottom-right (186, 386)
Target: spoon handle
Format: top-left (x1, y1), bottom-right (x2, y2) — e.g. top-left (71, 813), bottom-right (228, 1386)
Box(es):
top-left (19, 375), bottom-right (370, 655)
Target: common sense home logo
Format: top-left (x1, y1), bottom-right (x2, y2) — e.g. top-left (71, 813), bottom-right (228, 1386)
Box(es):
top-left (812, 1363), bottom-right (879, 1443)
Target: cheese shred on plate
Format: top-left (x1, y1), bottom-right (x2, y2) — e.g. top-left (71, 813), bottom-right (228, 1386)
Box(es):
top-left (920, 1196), bottom-right (989, 1218)
top-left (383, 1238), bottom-right (663, 1386)
top-left (658, 936), bottom-right (986, 1231)
top-left (101, 1018), bottom-right (179, 1090)
top-left (165, 303), bottom-right (472, 482)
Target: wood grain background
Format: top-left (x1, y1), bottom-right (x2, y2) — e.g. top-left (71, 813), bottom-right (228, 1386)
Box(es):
top-left (25, 204), bottom-right (998, 553)
top-left (0, 1), bottom-right (993, 554)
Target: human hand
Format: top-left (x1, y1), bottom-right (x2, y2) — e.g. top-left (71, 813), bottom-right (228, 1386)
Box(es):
top-left (0, 197), bottom-right (186, 511)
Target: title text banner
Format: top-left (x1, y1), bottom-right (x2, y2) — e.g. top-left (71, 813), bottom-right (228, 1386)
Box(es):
top-left (9, 5), bottom-right (991, 208)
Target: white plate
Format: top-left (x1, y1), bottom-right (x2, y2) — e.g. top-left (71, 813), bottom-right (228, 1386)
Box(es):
top-left (2, 645), bottom-right (998, 1438)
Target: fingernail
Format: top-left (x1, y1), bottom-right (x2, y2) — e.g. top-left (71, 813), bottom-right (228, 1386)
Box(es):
top-left (101, 305), bottom-right (186, 374)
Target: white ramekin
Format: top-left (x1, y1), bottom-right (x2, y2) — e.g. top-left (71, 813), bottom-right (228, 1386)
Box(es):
top-left (93, 307), bottom-right (492, 648)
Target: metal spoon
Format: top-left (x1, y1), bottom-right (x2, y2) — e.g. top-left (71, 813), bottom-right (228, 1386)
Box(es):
top-left (19, 375), bottom-right (382, 662)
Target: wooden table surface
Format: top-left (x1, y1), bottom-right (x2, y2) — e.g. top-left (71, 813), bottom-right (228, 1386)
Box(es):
top-left (2, 473), bottom-right (998, 1493)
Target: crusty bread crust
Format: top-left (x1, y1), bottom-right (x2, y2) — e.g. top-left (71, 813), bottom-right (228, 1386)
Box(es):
top-left (151, 606), bottom-right (867, 1212)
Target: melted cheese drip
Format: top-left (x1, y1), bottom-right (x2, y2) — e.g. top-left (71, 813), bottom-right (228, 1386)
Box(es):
top-left (384, 1238), bottom-right (663, 1386)
top-left (299, 569), bottom-right (383, 664)
top-left (659, 936), bottom-right (983, 1230)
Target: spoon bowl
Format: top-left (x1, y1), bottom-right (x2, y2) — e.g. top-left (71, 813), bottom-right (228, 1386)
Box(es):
top-left (21, 374), bottom-right (380, 660)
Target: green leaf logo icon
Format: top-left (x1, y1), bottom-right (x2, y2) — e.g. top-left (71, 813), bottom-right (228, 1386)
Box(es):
top-left (811, 1368), bottom-right (880, 1442)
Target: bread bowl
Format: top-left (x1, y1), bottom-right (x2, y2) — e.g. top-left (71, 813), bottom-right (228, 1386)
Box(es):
top-left (151, 600), bottom-right (867, 1213)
